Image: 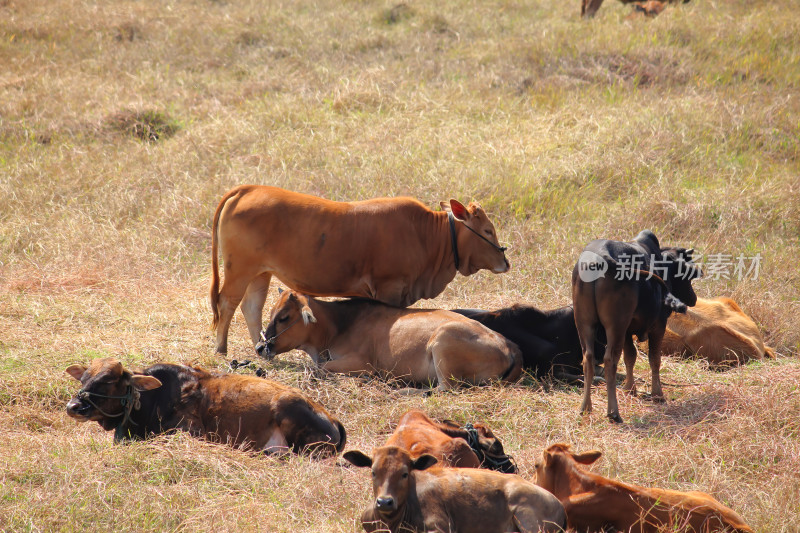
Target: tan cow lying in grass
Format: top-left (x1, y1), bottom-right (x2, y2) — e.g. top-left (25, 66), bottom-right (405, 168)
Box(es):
top-left (210, 185), bottom-right (509, 354)
top-left (384, 409), bottom-right (517, 473)
top-left (344, 445), bottom-right (566, 533)
top-left (255, 290), bottom-right (522, 390)
top-left (66, 358), bottom-right (346, 456)
top-left (660, 297), bottom-right (775, 367)
top-left (534, 443), bottom-right (753, 533)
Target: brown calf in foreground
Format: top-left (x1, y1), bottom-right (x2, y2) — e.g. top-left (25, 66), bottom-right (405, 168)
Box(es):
top-left (345, 445), bottom-right (566, 533)
top-left (210, 185), bottom-right (509, 354)
top-left (534, 443), bottom-right (753, 533)
top-left (256, 290), bottom-right (522, 390)
top-left (660, 297), bottom-right (775, 367)
top-left (66, 357), bottom-right (345, 456)
top-left (384, 409), bottom-right (517, 473)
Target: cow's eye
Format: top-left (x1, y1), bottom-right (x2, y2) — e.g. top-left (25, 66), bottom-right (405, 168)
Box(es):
top-left (277, 315), bottom-right (289, 323)
top-left (402, 472), bottom-right (408, 479)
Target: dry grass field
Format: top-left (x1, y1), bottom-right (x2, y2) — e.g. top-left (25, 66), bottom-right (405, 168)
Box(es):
top-left (1, 0), bottom-right (799, 531)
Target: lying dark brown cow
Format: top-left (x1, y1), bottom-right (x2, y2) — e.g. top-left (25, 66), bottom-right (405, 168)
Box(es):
top-left (582, 0), bottom-right (686, 18)
top-left (534, 443), bottom-right (754, 532)
top-left (65, 358), bottom-right (345, 455)
top-left (384, 409), bottom-right (517, 473)
top-left (210, 185), bottom-right (509, 354)
top-left (345, 446), bottom-right (566, 533)
top-left (572, 230), bottom-right (701, 422)
top-left (660, 297), bottom-right (775, 367)
top-left (453, 304), bottom-right (605, 381)
top-left (255, 290), bottom-right (522, 390)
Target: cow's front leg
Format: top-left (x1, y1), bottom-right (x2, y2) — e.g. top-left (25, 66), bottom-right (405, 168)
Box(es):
top-left (647, 327), bottom-right (666, 403)
top-left (622, 335), bottom-right (638, 396)
top-left (321, 357), bottom-right (371, 377)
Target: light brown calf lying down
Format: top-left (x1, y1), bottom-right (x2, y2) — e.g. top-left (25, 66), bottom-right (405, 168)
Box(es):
top-left (345, 445), bottom-right (566, 533)
top-left (384, 409), bottom-right (517, 473)
top-left (660, 297), bottom-right (775, 366)
top-left (256, 290), bottom-right (522, 390)
top-left (534, 443), bottom-right (753, 533)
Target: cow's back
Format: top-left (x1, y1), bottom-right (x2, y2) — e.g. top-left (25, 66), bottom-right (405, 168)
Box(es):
top-left (217, 185), bottom-right (442, 304)
top-left (385, 410), bottom-right (481, 468)
top-left (414, 468), bottom-right (566, 533)
top-left (198, 372), bottom-right (343, 452)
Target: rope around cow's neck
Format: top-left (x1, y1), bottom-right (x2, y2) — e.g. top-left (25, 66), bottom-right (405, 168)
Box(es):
top-left (260, 315), bottom-right (303, 346)
top-left (448, 212), bottom-right (508, 272)
top-left (461, 423), bottom-right (517, 473)
top-left (78, 385), bottom-right (141, 440)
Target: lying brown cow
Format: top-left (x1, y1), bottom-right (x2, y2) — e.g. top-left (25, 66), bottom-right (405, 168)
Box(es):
top-left (384, 409), bottom-right (517, 473)
top-left (660, 297), bottom-right (775, 367)
top-left (65, 358), bottom-right (345, 456)
top-left (210, 185), bottom-right (509, 354)
top-left (572, 230), bottom-right (701, 423)
top-left (345, 446), bottom-right (566, 533)
top-left (583, 0), bottom-right (686, 18)
top-left (255, 290), bottom-right (522, 390)
top-left (534, 443), bottom-right (753, 533)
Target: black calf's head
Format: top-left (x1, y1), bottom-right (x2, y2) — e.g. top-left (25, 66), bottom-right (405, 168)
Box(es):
top-left (66, 358), bottom-right (162, 431)
top-left (661, 247), bottom-right (702, 310)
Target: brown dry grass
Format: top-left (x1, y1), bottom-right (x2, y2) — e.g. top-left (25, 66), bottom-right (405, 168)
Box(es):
top-left (1, 0), bottom-right (798, 531)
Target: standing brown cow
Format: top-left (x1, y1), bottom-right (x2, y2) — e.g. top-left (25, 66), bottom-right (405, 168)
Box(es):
top-left (210, 185), bottom-right (509, 354)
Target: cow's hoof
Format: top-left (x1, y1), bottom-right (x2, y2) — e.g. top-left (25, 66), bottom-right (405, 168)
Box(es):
top-left (608, 413), bottom-right (624, 424)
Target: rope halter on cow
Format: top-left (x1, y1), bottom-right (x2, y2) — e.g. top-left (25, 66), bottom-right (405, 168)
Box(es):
top-left (259, 315), bottom-right (303, 347)
top-left (77, 384), bottom-right (141, 441)
top-left (448, 212), bottom-right (508, 271)
top-left (461, 422), bottom-right (518, 474)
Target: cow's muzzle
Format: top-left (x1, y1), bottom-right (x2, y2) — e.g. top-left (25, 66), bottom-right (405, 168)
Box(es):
top-left (255, 329), bottom-right (276, 361)
top-left (375, 496), bottom-right (396, 513)
top-left (66, 398), bottom-right (92, 419)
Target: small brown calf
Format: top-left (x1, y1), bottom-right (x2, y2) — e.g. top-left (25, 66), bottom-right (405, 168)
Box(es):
top-left (345, 445), bottom-right (566, 533)
top-left (384, 409), bottom-right (516, 473)
top-left (66, 357), bottom-right (345, 456)
top-left (534, 443), bottom-right (753, 533)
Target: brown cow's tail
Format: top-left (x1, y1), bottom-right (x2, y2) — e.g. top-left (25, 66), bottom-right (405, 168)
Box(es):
top-left (210, 188), bottom-right (235, 331)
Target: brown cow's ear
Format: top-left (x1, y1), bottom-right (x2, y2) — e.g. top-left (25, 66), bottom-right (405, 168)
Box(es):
top-left (301, 306), bottom-right (317, 325)
top-left (449, 200), bottom-right (470, 221)
top-left (66, 365), bottom-right (87, 381)
top-left (130, 375), bottom-right (162, 391)
top-left (439, 200), bottom-right (450, 212)
top-left (343, 450), bottom-right (373, 468)
top-left (572, 450), bottom-right (602, 465)
top-left (411, 454), bottom-right (438, 471)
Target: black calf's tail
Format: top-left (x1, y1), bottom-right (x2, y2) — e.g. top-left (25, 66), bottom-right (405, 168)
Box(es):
top-left (664, 293), bottom-right (687, 313)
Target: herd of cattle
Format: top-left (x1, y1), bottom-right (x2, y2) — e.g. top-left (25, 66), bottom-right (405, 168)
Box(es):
top-left (65, 185), bottom-right (774, 532)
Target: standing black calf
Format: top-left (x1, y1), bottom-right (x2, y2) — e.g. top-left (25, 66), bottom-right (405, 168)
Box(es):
top-left (572, 230), bottom-right (701, 423)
